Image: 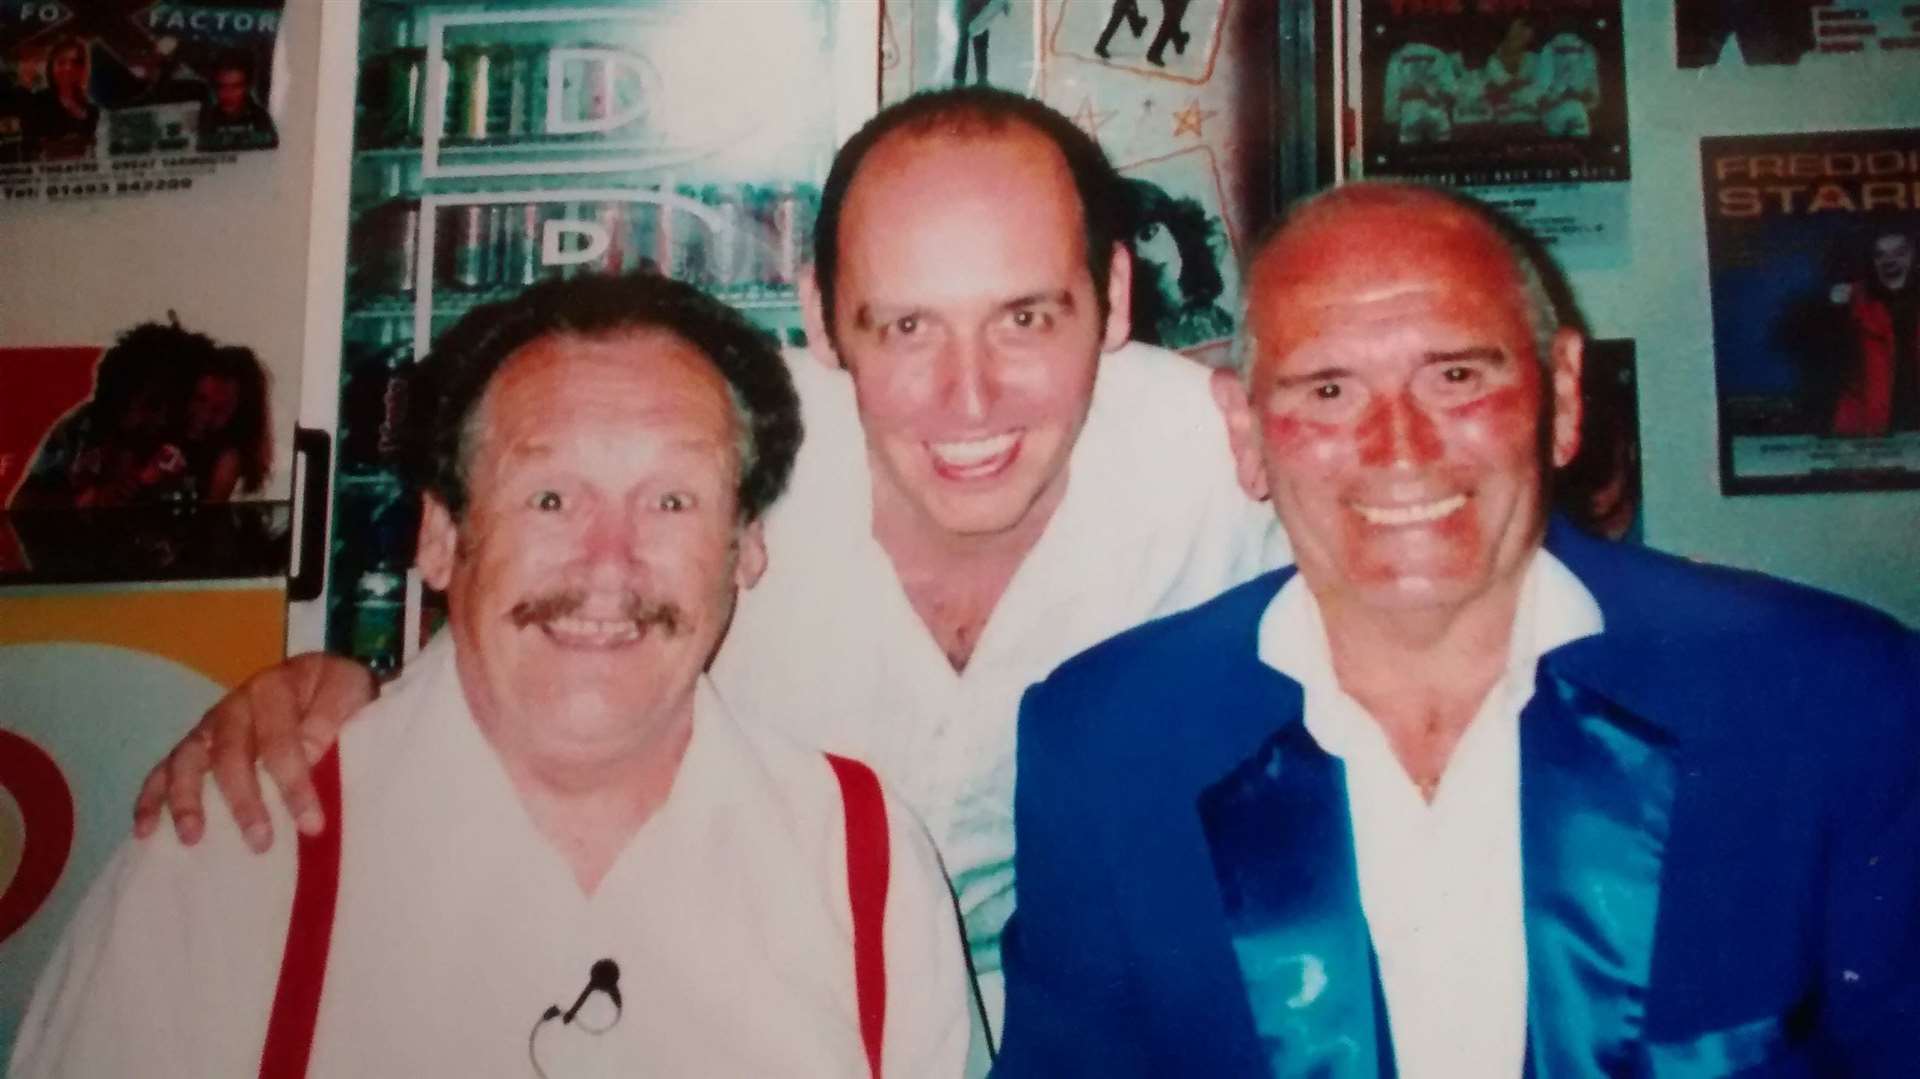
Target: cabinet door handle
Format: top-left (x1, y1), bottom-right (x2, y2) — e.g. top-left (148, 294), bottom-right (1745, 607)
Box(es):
top-left (288, 427), bottom-right (332, 602)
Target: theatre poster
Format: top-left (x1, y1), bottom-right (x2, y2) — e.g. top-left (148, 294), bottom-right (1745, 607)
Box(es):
top-left (1701, 128), bottom-right (1920, 494)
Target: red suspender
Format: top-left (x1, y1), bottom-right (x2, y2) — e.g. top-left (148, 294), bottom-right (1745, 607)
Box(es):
top-left (827, 753), bottom-right (890, 1079)
top-left (259, 747), bottom-right (343, 1079)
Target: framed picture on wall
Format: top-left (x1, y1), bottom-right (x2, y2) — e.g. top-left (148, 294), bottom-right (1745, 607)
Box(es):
top-left (1356, 0), bottom-right (1628, 187)
top-left (1702, 129), bottom-right (1920, 494)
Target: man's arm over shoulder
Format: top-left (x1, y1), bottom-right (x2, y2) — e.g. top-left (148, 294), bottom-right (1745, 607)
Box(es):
top-left (11, 807), bottom-right (296, 1077)
top-left (1816, 620), bottom-right (1920, 1073)
top-left (993, 673), bottom-right (1154, 1078)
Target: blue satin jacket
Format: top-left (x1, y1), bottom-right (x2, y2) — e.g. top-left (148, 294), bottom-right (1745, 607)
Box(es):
top-left (996, 520), bottom-right (1920, 1077)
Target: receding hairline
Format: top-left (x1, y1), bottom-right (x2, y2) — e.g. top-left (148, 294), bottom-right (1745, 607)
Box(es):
top-left (840, 116), bottom-right (1082, 226)
top-left (461, 324), bottom-right (756, 491)
top-left (1239, 182), bottom-right (1562, 373)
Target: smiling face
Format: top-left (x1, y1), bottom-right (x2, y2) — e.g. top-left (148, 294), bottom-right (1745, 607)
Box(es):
top-left (1216, 193), bottom-right (1580, 622)
top-left (416, 328), bottom-right (766, 771)
top-left (814, 123), bottom-right (1130, 543)
top-left (1872, 233), bottom-right (1913, 292)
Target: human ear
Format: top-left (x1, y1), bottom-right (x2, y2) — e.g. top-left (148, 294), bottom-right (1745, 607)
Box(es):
top-left (1101, 242), bottom-right (1134, 352)
top-left (1211, 367), bottom-right (1270, 501)
top-left (733, 517), bottom-right (768, 590)
top-left (416, 495), bottom-right (459, 591)
top-left (1547, 328), bottom-right (1584, 470)
top-left (798, 266), bottom-right (844, 370)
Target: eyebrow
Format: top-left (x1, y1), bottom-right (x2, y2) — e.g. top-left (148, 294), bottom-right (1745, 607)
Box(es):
top-left (851, 303), bottom-right (907, 332)
top-left (1268, 346), bottom-right (1508, 389)
top-left (1270, 365), bottom-right (1352, 389)
top-left (852, 289), bottom-right (1078, 329)
top-left (1422, 346), bottom-right (1507, 366)
top-left (1003, 289), bottom-right (1076, 312)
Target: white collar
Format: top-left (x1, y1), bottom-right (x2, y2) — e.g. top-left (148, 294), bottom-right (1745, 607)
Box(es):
top-left (1256, 548), bottom-right (1604, 759)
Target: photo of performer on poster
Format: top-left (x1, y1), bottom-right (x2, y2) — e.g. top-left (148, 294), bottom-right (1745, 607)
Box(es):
top-left (1701, 129), bottom-right (1920, 494)
top-left (7, 321), bottom-right (272, 511)
top-left (1117, 146), bottom-right (1242, 361)
top-left (1359, 0), bottom-right (1627, 186)
top-left (0, 1), bottom-right (283, 200)
top-left (1050, 0), bottom-right (1229, 84)
top-left (0, 323), bottom-right (287, 584)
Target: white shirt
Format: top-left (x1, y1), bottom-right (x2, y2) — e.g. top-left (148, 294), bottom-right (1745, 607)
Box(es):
top-left (1256, 551), bottom-right (1603, 1079)
top-left (14, 635), bottom-right (976, 1078)
top-left (715, 343), bottom-right (1290, 1032)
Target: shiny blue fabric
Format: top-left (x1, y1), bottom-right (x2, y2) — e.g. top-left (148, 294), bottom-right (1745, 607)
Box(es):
top-left (1645, 1015), bottom-right (1790, 1075)
top-left (1198, 722), bottom-right (1393, 1079)
top-left (1520, 668), bottom-right (1678, 1078)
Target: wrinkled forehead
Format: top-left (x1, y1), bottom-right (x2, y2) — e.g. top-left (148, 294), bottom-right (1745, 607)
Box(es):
top-left (474, 329), bottom-right (739, 450)
top-left (1249, 203), bottom-right (1527, 339)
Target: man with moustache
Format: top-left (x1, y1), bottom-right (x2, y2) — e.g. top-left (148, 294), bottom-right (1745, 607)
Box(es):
top-left (14, 275), bottom-right (975, 1077)
top-left (996, 183), bottom-right (1920, 1076)
top-left (131, 87), bottom-right (1287, 1038)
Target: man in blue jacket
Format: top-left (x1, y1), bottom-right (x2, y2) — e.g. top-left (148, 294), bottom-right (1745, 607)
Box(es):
top-left (996, 182), bottom-right (1920, 1076)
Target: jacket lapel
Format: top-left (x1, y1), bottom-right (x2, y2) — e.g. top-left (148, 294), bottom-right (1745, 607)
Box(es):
top-left (1518, 662), bottom-right (1679, 1077)
top-left (1197, 681), bottom-right (1393, 1078)
top-left (1197, 528), bottom-right (1698, 1077)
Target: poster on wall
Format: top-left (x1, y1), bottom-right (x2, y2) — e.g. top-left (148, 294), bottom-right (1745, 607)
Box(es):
top-left (1555, 338), bottom-right (1642, 542)
top-left (882, 0), bottom-right (1313, 367)
top-left (0, 325), bottom-right (289, 582)
top-left (0, 586), bottom-right (286, 1062)
top-left (1359, 0), bottom-right (1627, 186)
top-left (1701, 129), bottom-right (1920, 495)
top-left (1677, 1), bottom-right (1920, 68)
top-left (0, 1), bottom-right (283, 204)
top-left (1356, 0), bottom-right (1630, 269)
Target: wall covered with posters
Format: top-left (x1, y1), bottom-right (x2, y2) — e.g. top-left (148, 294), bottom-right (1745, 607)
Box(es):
top-left (0, 1), bottom-right (320, 1057)
top-left (0, 1), bottom-right (318, 527)
top-left (1605, 1), bottom-right (1919, 622)
top-left (882, 0), bottom-right (1326, 367)
top-left (1351, 0), bottom-right (1920, 624)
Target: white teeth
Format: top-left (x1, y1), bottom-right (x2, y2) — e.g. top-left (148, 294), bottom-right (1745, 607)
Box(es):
top-left (929, 432), bottom-right (1018, 468)
top-left (546, 617), bottom-right (640, 644)
top-left (1353, 494), bottom-right (1467, 526)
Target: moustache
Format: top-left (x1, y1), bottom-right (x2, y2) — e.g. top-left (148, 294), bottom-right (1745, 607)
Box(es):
top-left (508, 591), bottom-right (684, 637)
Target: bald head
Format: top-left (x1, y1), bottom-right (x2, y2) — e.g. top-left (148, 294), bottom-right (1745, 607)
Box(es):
top-left (1210, 181), bottom-right (1586, 624)
top-left (1238, 183), bottom-right (1562, 377)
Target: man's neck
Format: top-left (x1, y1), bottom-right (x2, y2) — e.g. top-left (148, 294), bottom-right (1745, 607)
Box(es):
top-left (484, 708), bottom-right (693, 895)
top-left (1316, 573), bottom-right (1529, 799)
top-left (869, 464), bottom-right (1069, 672)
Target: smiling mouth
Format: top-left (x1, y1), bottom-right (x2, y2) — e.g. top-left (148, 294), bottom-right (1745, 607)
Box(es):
top-left (541, 617), bottom-right (645, 649)
top-left (512, 592), bottom-right (683, 648)
top-left (928, 431), bottom-right (1021, 480)
top-left (1352, 494), bottom-right (1467, 527)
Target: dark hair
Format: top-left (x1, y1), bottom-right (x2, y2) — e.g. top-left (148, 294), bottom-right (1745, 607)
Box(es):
top-left (812, 86), bottom-right (1126, 343)
top-left (210, 48), bottom-right (255, 82)
top-left (1125, 179), bottom-right (1225, 305)
top-left (91, 321), bottom-right (214, 427)
top-left (195, 345), bottom-right (272, 493)
top-left (409, 273), bottom-right (802, 523)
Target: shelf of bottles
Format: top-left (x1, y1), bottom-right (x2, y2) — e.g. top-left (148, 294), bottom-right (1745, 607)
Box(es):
top-left (329, 0), bottom-right (839, 677)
